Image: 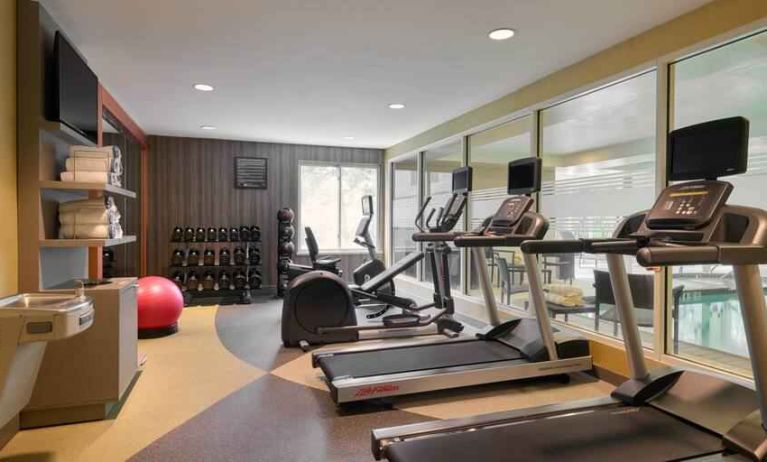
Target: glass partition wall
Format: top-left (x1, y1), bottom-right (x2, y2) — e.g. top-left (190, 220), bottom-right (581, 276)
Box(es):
top-left (467, 116), bottom-right (533, 310)
top-left (422, 141), bottom-right (464, 290)
top-left (390, 155), bottom-right (420, 278)
top-left (385, 27), bottom-right (766, 379)
top-left (539, 70), bottom-right (658, 345)
top-left (668, 31), bottom-right (767, 376)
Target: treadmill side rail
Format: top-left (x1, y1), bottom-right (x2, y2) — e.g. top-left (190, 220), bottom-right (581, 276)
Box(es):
top-left (330, 355), bottom-right (592, 404)
top-left (371, 395), bottom-right (619, 460)
top-left (724, 410), bottom-right (767, 461)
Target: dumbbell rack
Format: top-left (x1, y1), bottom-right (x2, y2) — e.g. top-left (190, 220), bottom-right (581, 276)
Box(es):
top-left (167, 233), bottom-right (263, 306)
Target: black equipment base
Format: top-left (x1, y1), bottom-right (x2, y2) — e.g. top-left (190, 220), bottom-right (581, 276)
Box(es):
top-left (385, 406), bottom-right (723, 462)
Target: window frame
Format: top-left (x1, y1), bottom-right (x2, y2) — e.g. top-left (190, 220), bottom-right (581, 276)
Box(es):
top-left (382, 23), bottom-right (767, 382)
top-left (297, 160), bottom-right (382, 254)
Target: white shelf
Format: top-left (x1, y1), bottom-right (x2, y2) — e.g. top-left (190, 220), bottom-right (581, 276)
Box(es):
top-left (40, 236), bottom-right (136, 248)
top-left (40, 181), bottom-right (137, 199)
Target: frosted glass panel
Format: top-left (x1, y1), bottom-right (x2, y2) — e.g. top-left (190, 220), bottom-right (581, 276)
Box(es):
top-left (539, 71), bottom-right (657, 345)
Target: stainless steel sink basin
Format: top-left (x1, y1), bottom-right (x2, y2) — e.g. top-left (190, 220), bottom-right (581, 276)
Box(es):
top-left (0, 293), bottom-right (89, 310)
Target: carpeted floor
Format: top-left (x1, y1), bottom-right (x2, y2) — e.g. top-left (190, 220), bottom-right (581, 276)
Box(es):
top-left (0, 295), bottom-right (612, 462)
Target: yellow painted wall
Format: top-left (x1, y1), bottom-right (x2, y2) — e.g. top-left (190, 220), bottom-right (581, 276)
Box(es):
top-left (0, 0), bottom-right (17, 296)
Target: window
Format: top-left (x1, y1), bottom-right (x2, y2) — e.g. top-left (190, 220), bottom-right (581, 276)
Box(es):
top-left (668, 31), bottom-right (767, 376)
top-left (299, 163), bottom-right (379, 251)
top-left (422, 141), bottom-right (464, 290)
top-left (390, 155), bottom-right (419, 278)
top-left (539, 71), bottom-right (657, 345)
top-left (467, 116), bottom-right (532, 310)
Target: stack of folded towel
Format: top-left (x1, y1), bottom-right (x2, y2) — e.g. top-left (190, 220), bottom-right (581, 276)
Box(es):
top-left (543, 284), bottom-right (584, 307)
top-left (58, 196), bottom-right (123, 239)
top-left (60, 145), bottom-right (123, 187)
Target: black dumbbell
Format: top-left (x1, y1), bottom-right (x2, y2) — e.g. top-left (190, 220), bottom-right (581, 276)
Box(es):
top-left (207, 227), bottom-right (218, 242)
top-left (250, 226), bottom-right (261, 242)
top-left (219, 248), bottom-right (231, 266)
top-left (233, 271), bottom-right (247, 289)
top-left (103, 248), bottom-right (115, 263)
top-left (171, 227), bottom-right (184, 242)
top-left (218, 271), bottom-right (231, 290)
top-left (187, 249), bottom-right (201, 266)
top-left (184, 227), bottom-right (195, 242)
top-left (229, 227), bottom-right (240, 242)
top-left (248, 270), bottom-right (262, 289)
top-left (171, 271), bottom-right (185, 290)
top-left (186, 271), bottom-right (200, 291)
top-left (240, 226), bottom-right (251, 242)
top-left (248, 248), bottom-right (261, 265)
top-left (203, 249), bottom-right (216, 266)
top-left (202, 271), bottom-right (216, 290)
top-left (171, 249), bottom-right (186, 266)
top-left (218, 227), bottom-right (229, 242)
top-left (233, 247), bottom-right (246, 266)
top-left (195, 227), bottom-right (206, 242)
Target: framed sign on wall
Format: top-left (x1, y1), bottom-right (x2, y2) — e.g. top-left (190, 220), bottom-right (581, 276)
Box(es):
top-left (235, 157), bottom-right (268, 189)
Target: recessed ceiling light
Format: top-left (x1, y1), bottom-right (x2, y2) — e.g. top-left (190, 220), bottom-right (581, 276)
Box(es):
top-left (200, 125), bottom-right (216, 130)
top-left (388, 103), bottom-right (406, 110)
top-left (194, 83), bottom-right (214, 92)
top-left (343, 136), bottom-right (355, 140)
top-left (488, 28), bottom-right (515, 40)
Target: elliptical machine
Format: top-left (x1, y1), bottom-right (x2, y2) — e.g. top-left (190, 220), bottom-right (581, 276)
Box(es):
top-left (352, 195), bottom-right (388, 286)
top-left (281, 167), bottom-right (472, 350)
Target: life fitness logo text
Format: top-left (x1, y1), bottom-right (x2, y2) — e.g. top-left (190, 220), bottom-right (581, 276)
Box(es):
top-left (354, 384), bottom-right (400, 398)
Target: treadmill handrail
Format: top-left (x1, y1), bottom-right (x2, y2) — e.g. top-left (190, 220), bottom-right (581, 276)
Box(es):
top-left (454, 234), bottom-right (537, 248)
top-left (521, 239), bottom-right (585, 254)
top-left (637, 243), bottom-right (767, 266)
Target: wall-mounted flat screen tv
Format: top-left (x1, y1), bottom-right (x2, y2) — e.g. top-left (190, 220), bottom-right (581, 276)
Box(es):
top-left (52, 31), bottom-right (99, 144)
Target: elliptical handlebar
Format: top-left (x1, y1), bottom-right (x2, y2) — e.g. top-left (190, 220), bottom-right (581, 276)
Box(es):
top-left (414, 196), bottom-right (433, 232)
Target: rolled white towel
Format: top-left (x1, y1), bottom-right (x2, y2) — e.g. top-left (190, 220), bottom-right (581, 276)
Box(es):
top-left (59, 223), bottom-right (111, 239)
top-left (59, 197), bottom-right (115, 212)
top-left (61, 171), bottom-right (111, 184)
top-left (545, 283), bottom-right (583, 298)
top-left (544, 291), bottom-right (584, 307)
top-left (59, 209), bottom-right (111, 225)
top-left (65, 157), bottom-right (111, 172)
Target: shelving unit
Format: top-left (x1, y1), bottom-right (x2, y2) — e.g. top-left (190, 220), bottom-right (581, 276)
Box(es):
top-left (18, 4), bottom-right (136, 291)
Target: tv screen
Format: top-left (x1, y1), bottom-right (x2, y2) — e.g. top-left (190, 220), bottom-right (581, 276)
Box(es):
top-left (53, 32), bottom-right (99, 143)
top-left (668, 117), bottom-right (749, 181)
top-left (452, 166), bottom-right (473, 194)
top-left (508, 157), bottom-right (541, 195)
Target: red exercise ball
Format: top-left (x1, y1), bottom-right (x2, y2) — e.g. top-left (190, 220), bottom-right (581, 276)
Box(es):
top-left (137, 276), bottom-right (183, 338)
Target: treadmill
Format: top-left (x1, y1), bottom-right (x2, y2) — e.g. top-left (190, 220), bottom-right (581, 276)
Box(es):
top-left (372, 117), bottom-right (767, 461)
top-left (311, 158), bottom-right (592, 405)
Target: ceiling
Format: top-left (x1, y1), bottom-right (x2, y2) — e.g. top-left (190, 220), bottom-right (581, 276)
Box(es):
top-left (40, 0), bottom-right (712, 149)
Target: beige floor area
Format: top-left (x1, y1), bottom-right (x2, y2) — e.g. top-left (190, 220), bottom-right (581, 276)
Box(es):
top-left (0, 306), bottom-right (265, 462)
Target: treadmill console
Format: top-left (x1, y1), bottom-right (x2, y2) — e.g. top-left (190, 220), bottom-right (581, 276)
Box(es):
top-left (488, 196), bottom-right (534, 234)
top-left (645, 180), bottom-right (732, 230)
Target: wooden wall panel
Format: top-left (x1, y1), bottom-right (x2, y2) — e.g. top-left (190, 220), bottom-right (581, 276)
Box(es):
top-left (147, 136), bottom-right (383, 285)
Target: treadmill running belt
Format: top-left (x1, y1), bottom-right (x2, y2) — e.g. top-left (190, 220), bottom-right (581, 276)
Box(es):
top-left (386, 406), bottom-right (723, 462)
top-left (319, 340), bottom-right (524, 380)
